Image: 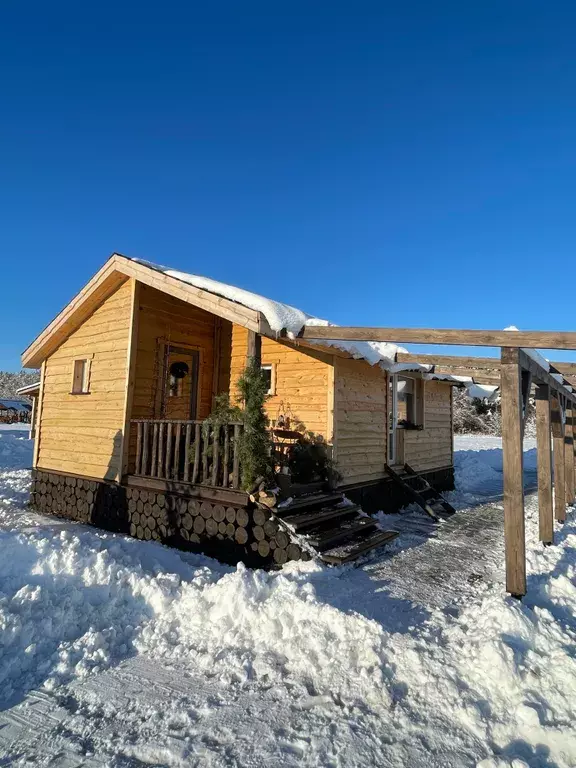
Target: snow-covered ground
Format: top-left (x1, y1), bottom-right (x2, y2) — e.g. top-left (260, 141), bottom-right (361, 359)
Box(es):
top-left (0, 428), bottom-right (575, 767)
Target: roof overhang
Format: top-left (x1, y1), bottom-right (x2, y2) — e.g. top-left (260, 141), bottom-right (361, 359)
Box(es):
top-left (21, 254), bottom-right (268, 368)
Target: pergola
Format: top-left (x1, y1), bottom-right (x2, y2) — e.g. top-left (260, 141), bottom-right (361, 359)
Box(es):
top-left (299, 325), bottom-right (576, 598)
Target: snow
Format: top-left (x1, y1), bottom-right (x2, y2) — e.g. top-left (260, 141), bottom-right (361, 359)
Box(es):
top-left (1, 432), bottom-right (576, 766)
top-left (503, 326), bottom-right (551, 371)
top-left (131, 257), bottom-right (416, 369)
top-left (465, 383), bottom-right (500, 401)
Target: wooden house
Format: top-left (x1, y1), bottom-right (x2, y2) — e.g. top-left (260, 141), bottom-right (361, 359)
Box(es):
top-left (22, 254), bottom-right (462, 565)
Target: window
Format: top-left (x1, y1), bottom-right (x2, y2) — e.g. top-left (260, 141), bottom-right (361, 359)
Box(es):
top-left (396, 375), bottom-right (424, 427)
top-left (261, 364), bottom-right (275, 395)
top-left (71, 359), bottom-right (91, 394)
top-left (169, 361), bottom-right (189, 397)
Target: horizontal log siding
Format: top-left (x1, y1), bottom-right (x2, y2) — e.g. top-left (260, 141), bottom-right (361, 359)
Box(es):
top-left (403, 380), bottom-right (453, 471)
top-left (333, 357), bottom-right (388, 485)
top-left (37, 280), bottom-right (133, 480)
top-left (230, 326), bottom-right (332, 438)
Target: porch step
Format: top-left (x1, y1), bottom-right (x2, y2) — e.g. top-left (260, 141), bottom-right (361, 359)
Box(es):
top-left (280, 503), bottom-right (360, 532)
top-left (321, 530), bottom-right (399, 565)
top-left (385, 463), bottom-right (455, 521)
top-left (307, 517), bottom-right (377, 552)
top-left (276, 492), bottom-right (344, 514)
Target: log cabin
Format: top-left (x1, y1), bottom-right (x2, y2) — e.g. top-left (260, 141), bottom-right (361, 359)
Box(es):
top-left (22, 253), bottom-right (468, 566)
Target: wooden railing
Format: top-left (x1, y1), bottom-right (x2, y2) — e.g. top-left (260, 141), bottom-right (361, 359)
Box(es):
top-left (131, 419), bottom-right (244, 489)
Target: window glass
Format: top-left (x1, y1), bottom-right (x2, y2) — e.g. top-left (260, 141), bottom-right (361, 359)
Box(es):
top-left (261, 364), bottom-right (273, 395)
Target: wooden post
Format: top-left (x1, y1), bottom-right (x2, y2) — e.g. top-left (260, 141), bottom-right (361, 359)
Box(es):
top-left (500, 347), bottom-right (526, 597)
top-left (573, 409), bottom-right (576, 502)
top-left (564, 404), bottom-right (575, 507)
top-left (246, 330), bottom-right (262, 367)
top-left (551, 394), bottom-right (565, 523)
top-left (535, 384), bottom-right (553, 544)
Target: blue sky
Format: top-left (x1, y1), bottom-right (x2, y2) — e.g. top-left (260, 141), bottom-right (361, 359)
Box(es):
top-left (2, 1), bottom-right (576, 371)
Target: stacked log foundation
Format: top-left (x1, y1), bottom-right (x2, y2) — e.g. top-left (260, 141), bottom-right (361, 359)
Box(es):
top-left (29, 469), bottom-right (308, 567)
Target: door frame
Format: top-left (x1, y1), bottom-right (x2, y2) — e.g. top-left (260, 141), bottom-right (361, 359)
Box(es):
top-left (158, 342), bottom-right (201, 420)
top-left (389, 374), bottom-right (398, 464)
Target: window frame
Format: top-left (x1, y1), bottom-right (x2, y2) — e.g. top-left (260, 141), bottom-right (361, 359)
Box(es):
top-left (70, 356), bottom-right (92, 395)
top-left (394, 374), bottom-right (425, 429)
top-left (261, 363), bottom-right (276, 396)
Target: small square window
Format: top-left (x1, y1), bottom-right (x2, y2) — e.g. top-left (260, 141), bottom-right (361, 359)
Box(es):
top-left (71, 359), bottom-right (91, 394)
top-left (261, 364), bottom-right (275, 395)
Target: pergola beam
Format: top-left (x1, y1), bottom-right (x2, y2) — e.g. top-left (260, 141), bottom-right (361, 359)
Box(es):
top-left (397, 352), bottom-right (576, 374)
top-left (302, 326), bottom-right (576, 350)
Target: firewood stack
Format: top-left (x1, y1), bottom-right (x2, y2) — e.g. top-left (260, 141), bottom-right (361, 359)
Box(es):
top-left (29, 470), bottom-right (312, 567)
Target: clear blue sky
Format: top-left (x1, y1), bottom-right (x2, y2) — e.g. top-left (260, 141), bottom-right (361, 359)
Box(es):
top-left (2, 1), bottom-right (576, 371)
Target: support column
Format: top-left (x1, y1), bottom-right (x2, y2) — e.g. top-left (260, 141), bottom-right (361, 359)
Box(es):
top-left (501, 347), bottom-right (526, 597)
top-left (565, 404), bottom-right (575, 507)
top-left (572, 408), bottom-right (576, 503)
top-left (246, 329), bottom-right (262, 367)
top-left (551, 394), bottom-right (565, 523)
top-left (535, 384), bottom-right (553, 544)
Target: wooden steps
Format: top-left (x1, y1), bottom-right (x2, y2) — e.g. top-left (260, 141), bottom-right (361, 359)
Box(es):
top-left (385, 463), bottom-right (455, 521)
top-left (274, 489), bottom-right (397, 565)
top-left (279, 503), bottom-right (360, 532)
top-left (321, 530), bottom-right (399, 565)
top-left (307, 517), bottom-right (377, 551)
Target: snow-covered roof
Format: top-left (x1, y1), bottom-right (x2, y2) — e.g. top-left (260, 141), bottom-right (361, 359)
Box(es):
top-left (0, 399), bottom-right (31, 412)
top-left (133, 258), bottom-right (418, 370)
top-left (16, 382), bottom-right (40, 396)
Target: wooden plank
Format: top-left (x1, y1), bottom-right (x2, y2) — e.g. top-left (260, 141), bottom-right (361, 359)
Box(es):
top-left (397, 352), bottom-right (500, 368)
top-left (135, 421), bottom-right (143, 475)
top-left (222, 426), bottom-right (230, 487)
top-left (157, 421), bottom-right (165, 477)
top-left (202, 427), bottom-right (209, 482)
top-left (398, 353), bottom-right (576, 378)
top-left (173, 422), bottom-right (182, 482)
top-left (573, 409), bottom-right (576, 503)
top-left (192, 423), bottom-right (201, 483)
top-left (119, 279), bottom-right (140, 479)
top-left (232, 424), bottom-right (241, 488)
top-left (32, 361), bottom-right (46, 468)
top-left (516, 350), bottom-right (576, 405)
top-left (142, 421), bottom-right (149, 476)
top-left (124, 474), bottom-right (249, 505)
top-left (211, 426), bottom-right (220, 486)
top-left (246, 330), bottom-right (262, 366)
top-left (535, 384), bottom-right (553, 544)
top-left (183, 423), bottom-right (192, 482)
top-left (302, 326), bottom-right (576, 351)
top-left (500, 347), bottom-right (526, 597)
top-left (565, 405), bottom-right (575, 506)
top-left (551, 394), bottom-right (566, 523)
top-left (151, 422), bottom-right (159, 477)
top-left (165, 421), bottom-right (173, 480)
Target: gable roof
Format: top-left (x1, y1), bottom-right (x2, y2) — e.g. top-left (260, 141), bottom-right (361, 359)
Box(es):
top-left (20, 253), bottom-right (496, 398)
top-left (22, 253), bottom-right (415, 370)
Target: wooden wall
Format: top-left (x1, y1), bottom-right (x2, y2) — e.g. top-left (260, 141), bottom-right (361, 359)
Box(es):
top-left (402, 380), bottom-right (453, 471)
top-left (229, 327), bottom-right (333, 437)
top-left (131, 283), bottom-right (220, 422)
top-left (36, 279), bottom-right (133, 480)
top-left (333, 357), bottom-right (388, 485)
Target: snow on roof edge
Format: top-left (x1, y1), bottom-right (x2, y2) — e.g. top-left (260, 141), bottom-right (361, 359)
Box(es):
top-left (130, 257), bottom-right (409, 369)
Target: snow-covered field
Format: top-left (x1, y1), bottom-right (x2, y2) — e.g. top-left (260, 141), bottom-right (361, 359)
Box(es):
top-left (0, 427), bottom-right (575, 767)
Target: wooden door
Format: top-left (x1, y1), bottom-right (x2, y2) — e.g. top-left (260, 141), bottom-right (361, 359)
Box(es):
top-left (162, 346), bottom-right (200, 420)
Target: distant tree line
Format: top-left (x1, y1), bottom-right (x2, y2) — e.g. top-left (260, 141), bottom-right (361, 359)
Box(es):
top-left (453, 388), bottom-right (535, 437)
top-left (0, 370), bottom-right (40, 400)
